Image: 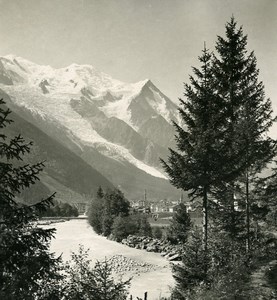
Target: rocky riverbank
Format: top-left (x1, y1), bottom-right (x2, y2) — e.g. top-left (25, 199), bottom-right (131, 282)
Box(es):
top-left (121, 235), bottom-right (182, 261)
top-left (37, 219), bottom-right (68, 225)
top-left (107, 254), bottom-right (162, 278)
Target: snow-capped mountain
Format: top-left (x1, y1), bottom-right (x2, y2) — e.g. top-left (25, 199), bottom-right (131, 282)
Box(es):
top-left (0, 55), bottom-right (180, 200)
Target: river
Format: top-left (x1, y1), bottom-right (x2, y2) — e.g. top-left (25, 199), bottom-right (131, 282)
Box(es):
top-left (45, 219), bottom-right (175, 299)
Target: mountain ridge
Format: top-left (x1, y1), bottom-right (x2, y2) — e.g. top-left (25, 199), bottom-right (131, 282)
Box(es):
top-left (0, 89), bottom-right (114, 204)
top-left (0, 55), bottom-right (183, 201)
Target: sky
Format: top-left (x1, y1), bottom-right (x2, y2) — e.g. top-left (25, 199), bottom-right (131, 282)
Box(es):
top-left (0, 0), bottom-right (277, 111)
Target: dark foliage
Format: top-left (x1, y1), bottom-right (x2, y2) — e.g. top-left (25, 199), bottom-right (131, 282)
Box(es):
top-left (167, 16), bottom-right (277, 299)
top-left (111, 213), bottom-right (152, 241)
top-left (0, 99), bottom-right (61, 299)
top-left (87, 186), bottom-right (105, 234)
top-left (63, 246), bottom-right (131, 300)
top-left (212, 17), bottom-right (276, 247)
top-left (39, 200), bottom-right (79, 217)
top-left (171, 228), bottom-right (265, 299)
top-left (171, 230), bottom-right (210, 299)
top-left (88, 187), bottom-right (131, 237)
top-left (152, 226), bottom-right (163, 239)
top-left (161, 46), bottom-right (231, 251)
top-left (167, 203), bottom-right (191, 244)
top-left (111, 215), bottom-right (138, 241)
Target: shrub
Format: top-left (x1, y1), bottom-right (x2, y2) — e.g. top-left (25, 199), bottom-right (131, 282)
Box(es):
top-left (133, 214), bottom-right (152, 237)
top-left (111, 214), bottom-right (153, 241)
top-left (152, 226), bottom-right (163, 239)
top-left (63, 245), bottom-right (131, 300)
top-left (112, 215), bottom-right (138, 241)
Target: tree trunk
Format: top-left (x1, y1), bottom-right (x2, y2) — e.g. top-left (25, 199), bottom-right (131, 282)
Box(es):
top-left (246, 170), bottom-right (250, 253)
top-left (202, 186), bottom-right (208, 253)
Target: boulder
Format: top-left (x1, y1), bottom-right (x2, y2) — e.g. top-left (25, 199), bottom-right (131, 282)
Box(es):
top-left (168, 254), bottom-right (181, 261)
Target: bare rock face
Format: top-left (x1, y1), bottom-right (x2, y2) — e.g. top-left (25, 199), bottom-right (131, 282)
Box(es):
top-left (0, 60), bottom-right (14, 85)
top-left (39, 79), bottom-right (50, 94)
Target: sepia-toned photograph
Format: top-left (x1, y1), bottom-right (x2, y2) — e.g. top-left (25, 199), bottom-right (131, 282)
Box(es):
top-left (0, 0), bottom-right (276, 299)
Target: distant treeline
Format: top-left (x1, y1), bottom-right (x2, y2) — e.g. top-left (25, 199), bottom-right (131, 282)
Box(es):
top-left (39, 200), bottom-right (79, 217)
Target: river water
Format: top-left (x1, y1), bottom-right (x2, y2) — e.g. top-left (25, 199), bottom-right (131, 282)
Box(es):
top-left (45, 219), bottom-right (175, 299)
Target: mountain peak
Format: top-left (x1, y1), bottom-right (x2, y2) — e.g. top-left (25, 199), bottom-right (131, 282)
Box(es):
top-left (67, 62), bottom-right (97, 71)
top-left (138, 78), bottom-right (152, 89)
top-left (142, 78), bottom-right (151, 85)
top-left (3, 54), bottom-right (18, 60)
top-left (0, 55), bottom-right (178, 130)
top-left (0, 54), bottom-right (182, 193)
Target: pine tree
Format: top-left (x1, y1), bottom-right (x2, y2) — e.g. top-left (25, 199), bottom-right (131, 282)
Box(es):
top-left (171, 230), bottom-right (210, 299)
top-left (107, 189), bottom-right (130, 217)
top-left (161, 47), bottom-right (227, 251)
top-left (0, 99), bottom-right (61, 299)
top-left (97, 186), bottom-right (104, 199)
top-left (213, 17), bottom-right (276, 251)
top-left (167, 203), bottom-right (191, 244)
top-left (165, 17), bottom-right (276, 298)
top-left (88, 186), bottom-right (105, 234)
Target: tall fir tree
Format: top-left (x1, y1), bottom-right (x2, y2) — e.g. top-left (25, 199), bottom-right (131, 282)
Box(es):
top-left (0, 99), bottom-right (61, 299)
top-left (87, 186), bottom-right (105, 234)
top-left (161, 47), bottom-right (228, 251)
top-left (213, 17), bottom-right (276, 251)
